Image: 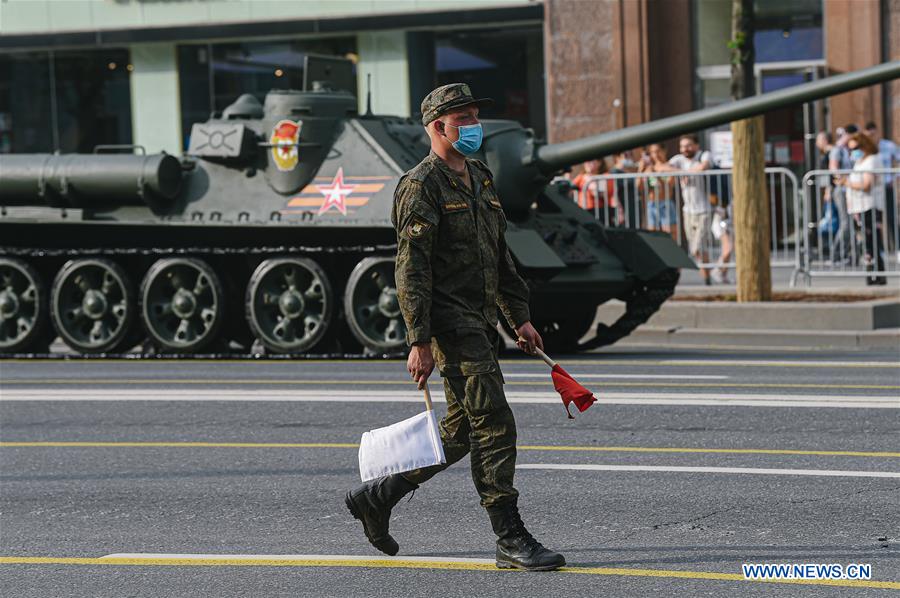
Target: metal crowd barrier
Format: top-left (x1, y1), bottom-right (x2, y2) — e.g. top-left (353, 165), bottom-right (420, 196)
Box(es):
top-left (793, 168), bottom-right (899, 286)
top-left (579, 168), bottom-right (799, 274)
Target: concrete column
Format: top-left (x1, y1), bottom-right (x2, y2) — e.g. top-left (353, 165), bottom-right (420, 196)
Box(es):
top-left (824, 0), bottom-right (883, 131)
top-left (543, 0), bottom-right (621, 143)
top-left (356, 31), bottom-right (410, 118)
top-left (888, 0), bottom-right (900, 140)
top-left (543, 0), bottom-right (691, 145)
top-left (129, 43), bottom-right (182, 154)
top-left (647, 0), bottom-right (692, 121)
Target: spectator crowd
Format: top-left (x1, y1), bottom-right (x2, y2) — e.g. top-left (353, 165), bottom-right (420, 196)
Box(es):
top-left (566, 121), bottom-right (898, 287)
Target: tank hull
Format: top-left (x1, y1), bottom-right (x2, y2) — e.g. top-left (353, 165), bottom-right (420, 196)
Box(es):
top-left (0, 89), bottom-right (686, 357)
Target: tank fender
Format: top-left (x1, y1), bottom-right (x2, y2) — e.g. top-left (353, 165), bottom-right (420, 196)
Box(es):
top-left (600, 228), bottom-right (697, 281)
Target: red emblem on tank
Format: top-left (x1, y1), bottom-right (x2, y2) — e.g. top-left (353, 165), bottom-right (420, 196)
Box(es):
top-left (270, 119), bottom-right (302, 172)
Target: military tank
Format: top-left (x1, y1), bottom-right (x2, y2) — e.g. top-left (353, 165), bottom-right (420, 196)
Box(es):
top-left (0, 75), bottom-right (716, 358)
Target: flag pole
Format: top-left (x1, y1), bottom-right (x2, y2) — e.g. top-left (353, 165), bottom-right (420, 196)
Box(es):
top-left (529, 344), bottom-right (556, 368)
top-left (422, 383), bottom-right (434, 412)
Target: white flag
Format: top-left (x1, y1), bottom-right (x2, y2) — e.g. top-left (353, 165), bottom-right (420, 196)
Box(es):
top-left (358, 409), bottom-right (445, 482)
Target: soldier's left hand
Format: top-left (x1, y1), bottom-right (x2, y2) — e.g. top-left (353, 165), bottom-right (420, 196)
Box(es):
top-left (515, 321), bottom-right (544, 355)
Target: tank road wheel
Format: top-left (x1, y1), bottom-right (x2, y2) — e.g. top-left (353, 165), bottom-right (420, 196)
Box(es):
top-left (0, 258), bottom-right (49, 353)
top-left (245, 258), bottom-right (332, 354)
top-left (50, 259), bottom-right (136, 354)
top-left (141, 258), bottom-right (225, 353)
top-left (344, 257), bottom-right (406, 353)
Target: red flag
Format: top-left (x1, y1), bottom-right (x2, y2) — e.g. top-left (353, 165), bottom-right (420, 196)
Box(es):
top-left (551, 364), bottom-right (597, 419)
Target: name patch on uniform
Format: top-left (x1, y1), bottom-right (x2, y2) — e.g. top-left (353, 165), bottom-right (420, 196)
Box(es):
top-left (441, 201), bottom-right (469, 212)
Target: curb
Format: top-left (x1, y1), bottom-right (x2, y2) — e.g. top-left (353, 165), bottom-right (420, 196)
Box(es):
top-left (596, 298), bottom-right (900, 332)
top-left (615, 326), bottom-right (900, 350)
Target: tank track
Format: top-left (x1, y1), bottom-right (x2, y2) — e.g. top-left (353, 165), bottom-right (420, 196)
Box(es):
top-left (0, 242), bottom-right (406, 360)
top-left (0, 243), bottom-right (397, 259)
top-left (577, 268), bottom-right (680, 351)
top-left (2, 245), bottom-right (681, 359)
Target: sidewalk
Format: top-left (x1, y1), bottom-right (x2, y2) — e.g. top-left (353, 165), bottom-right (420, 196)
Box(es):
top-left (596, 269), bottom-right (900, 350)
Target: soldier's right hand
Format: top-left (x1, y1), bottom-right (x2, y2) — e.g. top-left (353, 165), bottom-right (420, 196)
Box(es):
top-left (408, 343), bottom-right (435, 390)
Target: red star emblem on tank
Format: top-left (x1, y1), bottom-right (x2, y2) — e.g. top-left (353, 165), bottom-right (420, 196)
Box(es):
top-left (316, 167), bottom-right (356, 215)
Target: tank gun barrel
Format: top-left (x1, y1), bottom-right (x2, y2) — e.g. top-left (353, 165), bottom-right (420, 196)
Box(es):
top-left (0, 153), bottom-right (182, 207)
top-left (533, 61), bottom-right (900, 174)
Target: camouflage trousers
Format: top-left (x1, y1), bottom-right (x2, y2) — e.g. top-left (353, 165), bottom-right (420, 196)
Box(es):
top-left (402, 326), bottom-right (519, 508)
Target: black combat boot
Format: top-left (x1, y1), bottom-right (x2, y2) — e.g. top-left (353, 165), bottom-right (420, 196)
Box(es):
top-left (345, 474), bottom-right (418, 556)
top-left (487, 500), bottom-right (566, 571)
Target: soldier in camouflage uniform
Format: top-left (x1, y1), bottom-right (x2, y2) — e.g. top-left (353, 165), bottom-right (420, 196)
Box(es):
top-left (345, 83), bottom-right (566, 572)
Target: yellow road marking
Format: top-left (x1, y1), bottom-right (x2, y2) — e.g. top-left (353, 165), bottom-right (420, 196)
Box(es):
top-left (0, 441), bottom-right (361, 449)
top-left (1, 441), bottom-right (897, 458)
top-left (2, 358), bottom-right (896, 368)
top-left (0, 556), bottom-right (896, 589)
top-left (2, 378), bottom-right (898, 390)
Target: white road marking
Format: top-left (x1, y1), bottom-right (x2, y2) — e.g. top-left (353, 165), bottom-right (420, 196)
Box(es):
top-left (101, 553), bottom-right (496, 564)
top-left (658, 359), bottom-right (900, 368)
top-left (503, 373), bottom-right (730, 380)
top-left (516, 464), bottom-right (900, 478)
top-left (1, 389), bottom-right (896, 408)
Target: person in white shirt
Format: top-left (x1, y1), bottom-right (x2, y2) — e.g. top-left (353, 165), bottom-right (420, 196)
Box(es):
top-left (837, 132), bottom-right (886, 285)
top-left (865, 121), bottom-right (898, 254)
top-left (669, 135), bottom-right (713, 284)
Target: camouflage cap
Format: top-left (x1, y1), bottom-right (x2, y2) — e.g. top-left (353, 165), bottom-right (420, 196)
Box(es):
top-left (420, 83), bottom-right (494, 126)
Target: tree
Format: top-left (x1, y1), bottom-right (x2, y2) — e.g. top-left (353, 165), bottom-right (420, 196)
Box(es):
top-left (729, 0), bottom-right (772, 301)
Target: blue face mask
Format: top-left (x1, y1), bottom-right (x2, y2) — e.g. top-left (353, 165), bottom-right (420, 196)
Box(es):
top-left (850, 149), bottom-right (864, 162)
top-left (442, 122), bottom-right (483, 156)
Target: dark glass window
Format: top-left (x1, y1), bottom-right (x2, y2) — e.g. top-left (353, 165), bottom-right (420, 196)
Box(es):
top-left (177, 38), bottom-right (357, 150)
top-left (754, 28), bottom-right (823, 63)
top-left (433, 26), bottom-right (545, 139)
top-left (753, 0), bottom-right (823, 61)
top-left (0, 52), bottom-right (53, 153)
top-left (177, 44), bottom-right (214, 149)
top-left (53, 50), bottom-right (133, 153)
top-left (0, 49), bottom-right (132, 154)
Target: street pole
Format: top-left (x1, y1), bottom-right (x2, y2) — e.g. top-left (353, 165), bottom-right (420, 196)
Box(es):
top-left (729, 0), bottom-right (771, 301)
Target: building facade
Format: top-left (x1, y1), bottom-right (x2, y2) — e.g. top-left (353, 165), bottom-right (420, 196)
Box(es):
top-left (1, 0), bottom-right (896, 171)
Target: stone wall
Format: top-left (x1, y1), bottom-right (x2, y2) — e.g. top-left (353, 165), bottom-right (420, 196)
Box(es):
top-left (543, 0), bottom-right (692, 147)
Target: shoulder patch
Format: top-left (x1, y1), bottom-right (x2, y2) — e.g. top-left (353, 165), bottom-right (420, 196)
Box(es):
top-left (406, 216), bottom-right (432, 239)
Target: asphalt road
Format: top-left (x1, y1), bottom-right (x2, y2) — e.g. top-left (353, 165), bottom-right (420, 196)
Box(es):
top-left (1, 346), bottom-right (898, 597)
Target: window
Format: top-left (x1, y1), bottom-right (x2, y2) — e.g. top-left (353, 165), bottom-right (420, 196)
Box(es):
top-left (0, 49), bottom-right (132, 154)
top-left (433, 26), bottom-right (545, 139)
top-left (0, 52), bottom-right (53, 153)
top-left (692, 0), bottom-right (825, 171)
top-left (53, 50), bottom-right (133, 153)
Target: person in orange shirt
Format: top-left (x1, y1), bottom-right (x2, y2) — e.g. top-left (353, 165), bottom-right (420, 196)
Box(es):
top-left (571, 158), bottom-right (618, 224)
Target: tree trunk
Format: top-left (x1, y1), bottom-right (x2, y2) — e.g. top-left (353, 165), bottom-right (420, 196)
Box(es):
top-left (729, 0), bottom-right (770, 301)
top-left (730, 0), bottom-right (755, 101)
top-left (731, 116), bottom-right (772, 302)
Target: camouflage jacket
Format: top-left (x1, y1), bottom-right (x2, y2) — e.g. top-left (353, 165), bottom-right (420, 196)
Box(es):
top-left (391, 152), bottom-right (531, 345)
